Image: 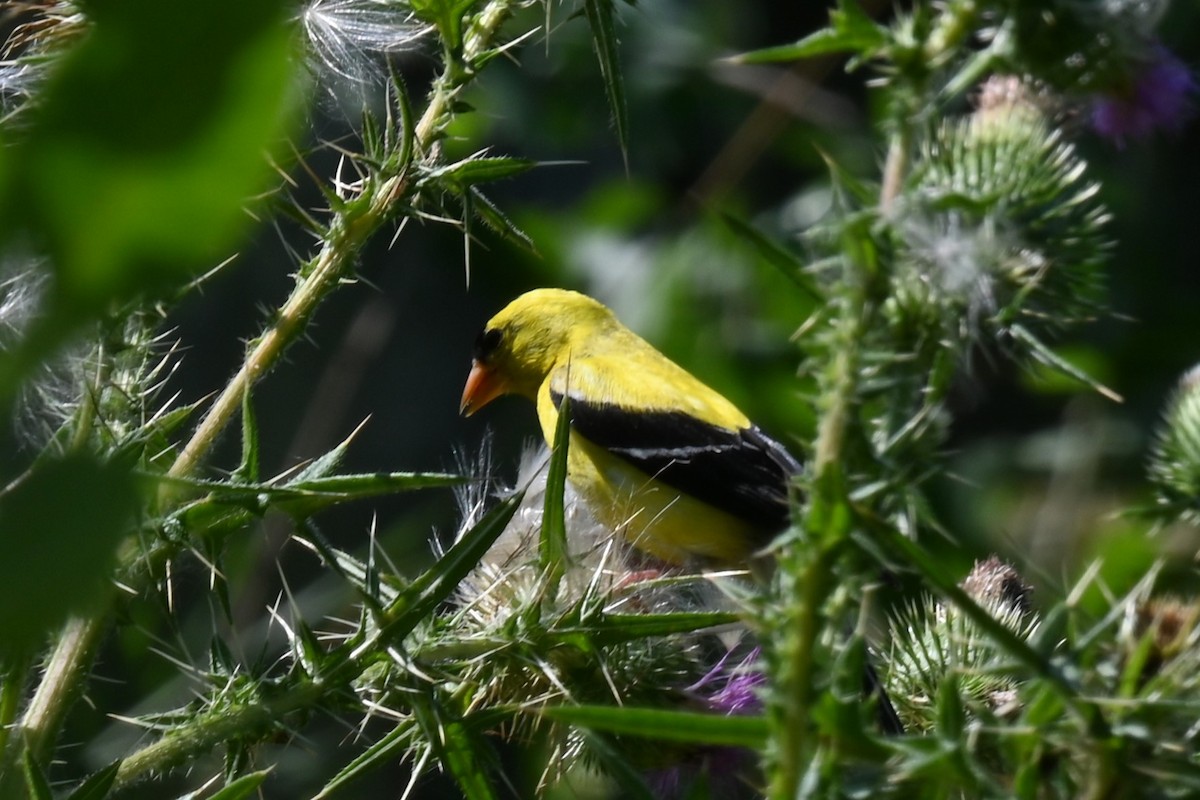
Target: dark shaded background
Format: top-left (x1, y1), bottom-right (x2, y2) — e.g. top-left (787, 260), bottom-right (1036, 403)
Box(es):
top-left (16, 1), bottom-right (1198, 796)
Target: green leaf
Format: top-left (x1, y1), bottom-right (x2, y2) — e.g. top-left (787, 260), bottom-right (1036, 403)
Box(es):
top-left (9, 0), bottom-right (300, 318)
top-left (1011, 325), bottom-right (1122, 403)
top-left (277, 472), bottom-right (466, 518)
top-left (288, 421), bottom-right (364, 484)
top-left (65, 761), bottom-right (122, 800)
top-left (539, 705), bottom-right (767, 748)
top-left (311, 723), bottom-right (415, 799)
top-left (0, 456), bottom-right (139, 657)
top-left (426, 156), bottom-right (536, 188)
top-left (541, 393), bottom-right (571, 596)
top-left (468, 188), bottom-right (536, 253)
top-left (411, 692), bottom-right (498, 800)
top-left (206, 770), bottom-right (273, 800)
top-left (232, 384), bottom-right (260, 484)
top-left (583, 0), bottom-right (630, 164)
top-left (719, 212), bottom-right (822, 302)
top-left (735, 0), bottom-right (886, 63)
top-left (573, 611), bottom-right (741, 647)
top-left (379, 490), bottom-right (523, 642)
top-left (410, 0), bottom-right (479, 53)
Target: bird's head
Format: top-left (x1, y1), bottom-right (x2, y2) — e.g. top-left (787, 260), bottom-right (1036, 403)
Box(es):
top-left (460, 288), bottom-right (614, 416)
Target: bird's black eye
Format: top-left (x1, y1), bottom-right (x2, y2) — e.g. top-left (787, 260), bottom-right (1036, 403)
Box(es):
top-left (473, 328), bottom-right (503, 363)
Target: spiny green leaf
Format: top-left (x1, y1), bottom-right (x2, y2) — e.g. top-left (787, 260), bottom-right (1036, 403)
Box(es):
top-left (583, 0), bottom-right (630, 165)
top-left (425, 156), bottom-right (536, 188)
top-left (288, 419), bottom-right (367, 484)
top-left (278, 472), bottom-right (466, 518)
top-left (539, 705), bottom-right (767, 748)
top-left (207, 770), bottom-right (273, 800)
top-left (469, 187), bottom-right (536, 253)
top-left (311, 724), bottom-right (416, 799)
top-left (411, 692), bottom-right (498, 800)
top-left (575, 612), bottom-right (742, 647)
top-left (379, 490), bottom-right (523, 642)
top-left (541, 393), bottom-right (571, 597)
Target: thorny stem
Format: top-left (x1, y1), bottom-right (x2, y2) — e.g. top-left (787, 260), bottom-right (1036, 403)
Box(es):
top-left (11, 0), bottom-right (519, 780)
top-left (769, 122), bottom-right (905, 799)
top-left (8, 616), bottom-right (108, 768)
top-left (111, 681), bottom-right (328, 792)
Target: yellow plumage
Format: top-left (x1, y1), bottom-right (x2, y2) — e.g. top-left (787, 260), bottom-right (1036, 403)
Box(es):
top-left (460, 288), bottom-right (798, 566)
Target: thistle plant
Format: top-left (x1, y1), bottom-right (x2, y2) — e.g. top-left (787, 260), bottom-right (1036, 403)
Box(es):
top-left (0, 0), bottom-right (1198, 798)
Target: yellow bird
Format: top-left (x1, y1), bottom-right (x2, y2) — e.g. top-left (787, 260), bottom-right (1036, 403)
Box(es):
top-left (459, 288), bottom-right (800, 566)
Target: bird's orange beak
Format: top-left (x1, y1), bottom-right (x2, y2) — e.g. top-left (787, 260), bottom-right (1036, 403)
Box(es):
top-left (460, 360), bottom-right (507, 417)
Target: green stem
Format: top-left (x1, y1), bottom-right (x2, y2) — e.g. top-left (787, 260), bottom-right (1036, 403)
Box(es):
top-left (111, 681), bottom-right (327, 793)
top-left (11, 615), bottom-right (109, 764)
top-left (769, 117), bottom-right (906, 797)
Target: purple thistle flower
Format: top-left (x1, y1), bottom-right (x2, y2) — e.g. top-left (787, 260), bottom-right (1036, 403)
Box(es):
top-left (1091, 46), bottom-right (1195, 145)
top-left (645, 648), bottom-right (765, 799)
top-left (690, 647), bottom-right (766, 716)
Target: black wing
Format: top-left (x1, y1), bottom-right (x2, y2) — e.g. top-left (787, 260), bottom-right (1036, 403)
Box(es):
top-left (552, 390), bottom-right (801, 531)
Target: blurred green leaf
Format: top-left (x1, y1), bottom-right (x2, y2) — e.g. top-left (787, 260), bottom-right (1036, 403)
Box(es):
top-left (7, 0), bottom-right (300, 320)
top-left (540, 705), bottom-right (767, 748)
top-left (0, 455), bottom-right (138, 657)
top-left (735, 0), bottom-right (886, 63)
top-left (206, 770), bottom-right (273, 800)
top-left (583, 0), bottom-right (630, 164)
top-left (719, 212), bottom-right (822, 302)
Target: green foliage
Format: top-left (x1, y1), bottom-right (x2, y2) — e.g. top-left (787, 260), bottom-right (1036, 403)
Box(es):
top-left (0, 456), bottom-right (137, 657)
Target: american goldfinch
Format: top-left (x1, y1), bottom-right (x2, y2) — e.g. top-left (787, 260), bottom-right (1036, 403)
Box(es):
top-left (459, 288), bottom-right (799, 566)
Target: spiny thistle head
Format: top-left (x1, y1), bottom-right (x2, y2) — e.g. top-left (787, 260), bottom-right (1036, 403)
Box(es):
top-left (1148, 365), bottom-right (1200, 524)
top-left (427, 441), bottom-right (750, 789)
top-left (886, 557), bottom-right (1036, 733)
top-left (893, 75), bottom-right (1110, 350)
